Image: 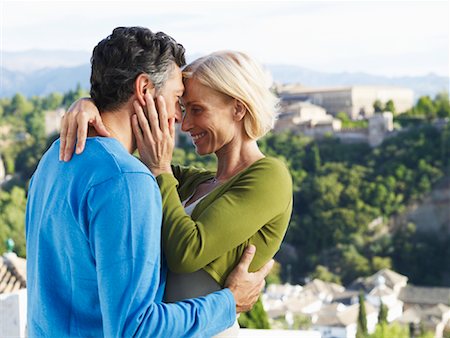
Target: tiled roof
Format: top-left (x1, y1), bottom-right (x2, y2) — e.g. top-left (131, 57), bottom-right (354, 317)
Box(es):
top-left (399, 285), bottom-right (450, 306)
top-left (348, 269), bottom-right (408, 292)
top-left (0, 253), bottom-right (27, 294)
top-left (314, 303), bottom-right (377, 327)
top-left (369, 285), bottom-right (395, 297)
top-left (303, 279), bottom-right (345, 297)
top-left (399, 304), bottom-right (450, 326)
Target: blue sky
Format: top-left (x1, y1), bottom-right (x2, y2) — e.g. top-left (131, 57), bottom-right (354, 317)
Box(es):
top-left (1, 0), bottom-right (449, 77)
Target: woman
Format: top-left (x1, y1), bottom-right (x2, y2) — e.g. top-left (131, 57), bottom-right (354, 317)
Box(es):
top-left (61, 51), bottom-right (292, 336)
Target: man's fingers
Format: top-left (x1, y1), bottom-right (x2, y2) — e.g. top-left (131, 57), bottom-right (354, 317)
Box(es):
top-left (254, 259), bottom-right (275, 280)
top-left (236, 245), bottom-right (256, 272)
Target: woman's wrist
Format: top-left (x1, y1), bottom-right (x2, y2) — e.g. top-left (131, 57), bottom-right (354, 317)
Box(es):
top-left (151, 165), bottom-right (173, 177)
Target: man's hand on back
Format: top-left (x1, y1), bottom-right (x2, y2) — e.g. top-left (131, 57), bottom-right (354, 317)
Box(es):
top-left (224, 245), bottom-right (274, 313)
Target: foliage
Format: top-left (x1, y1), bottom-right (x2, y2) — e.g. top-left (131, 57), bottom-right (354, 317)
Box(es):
top-left (378, 301), bottom-right (388, 325)
top-left (356, 292), bottom-right (368, 338)
top-left (238, 297), bottom-right (270, 329)
top-left (368, 322), bottom-right (409, 338)
top-left (402, 91), bottom-right (450, 120)
top-left (0, 186), bottom-right (27, 257)
top-left (385, 100), bottom-right (396, 115)
top-left (309, 265), bottom-right (341, 284)
top-left (373, 100), bottom-right (384, 113)
top-left (336, 111), bottom-right (369, 128)
top-left (1, 88), bottom-right (450, 289)
top-left (265, 260), bottom-right (282, 285)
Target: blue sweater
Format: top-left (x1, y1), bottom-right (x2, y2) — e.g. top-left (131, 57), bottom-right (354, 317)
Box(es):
top-left (25, 137), bottom-right (235, 337)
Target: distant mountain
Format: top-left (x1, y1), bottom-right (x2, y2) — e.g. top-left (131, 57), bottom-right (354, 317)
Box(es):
top-left (2, 50), bottom-right (91, 73)
top-left (268, 64), bottom-right (449, 99)
top-left (1, 56), bottom-right (448, 99)
top-left (1, 65), bottom-right (91, 97)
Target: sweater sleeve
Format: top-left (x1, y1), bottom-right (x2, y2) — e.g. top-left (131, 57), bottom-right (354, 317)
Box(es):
top-left (87, 172), bottom-right (235, 338)
top-left (157, 158), bottom-right (292, 275)
top-left (171, 164), bottom-right (211, 183)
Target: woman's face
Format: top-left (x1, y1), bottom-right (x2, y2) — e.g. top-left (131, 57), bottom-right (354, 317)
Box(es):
top-left (181, 78), bottom-right (240, 156)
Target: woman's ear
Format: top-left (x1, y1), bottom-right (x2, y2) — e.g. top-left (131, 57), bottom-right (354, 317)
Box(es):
top-left (233, 100), bottom-right (247, 121)
top-left (135, 73), bottom-right (156, 106)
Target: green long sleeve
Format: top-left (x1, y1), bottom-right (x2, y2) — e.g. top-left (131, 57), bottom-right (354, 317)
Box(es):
top-left (157, 157), bottom-right (293, 286)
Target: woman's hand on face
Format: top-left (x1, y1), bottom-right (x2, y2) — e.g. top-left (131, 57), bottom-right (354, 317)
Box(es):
top-left (131, 93), bottom-right (175, 177)
top-left (59, 98), bottom-right (109, 162)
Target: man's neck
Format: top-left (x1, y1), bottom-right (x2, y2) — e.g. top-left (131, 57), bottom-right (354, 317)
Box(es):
top-left (88, 106), bottom-right (136, 154)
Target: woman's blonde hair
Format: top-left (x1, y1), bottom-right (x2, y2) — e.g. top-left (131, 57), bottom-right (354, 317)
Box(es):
top-left (183, 51), bottom-right (279, 140)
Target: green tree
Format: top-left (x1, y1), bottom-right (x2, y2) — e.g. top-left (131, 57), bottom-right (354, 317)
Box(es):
top-left (336, 111), bottom-right (350, 122)
top-left (369, 322), bottom-right (408, 338)
top-left (42, 92), bottom-right (64, 110)
top-left (5, 93), bottom-right (34, 117)
top-left (372, 256), bottom-right (392, 271)
top-left (0, 187), bottom-right (27, 257)
top-left (416, 96), bottom-right (435, 120)
top-left (356, 292), bottom-right (368, 338)
top-left (309, 265), bottom-right (341, 284)
top-left (373, 100), bottom-right (384, 113)
top-left (378, 300), bottom-right (388, 325)
top-left (434, 92), bottom-right (450, 118)
top-left (385, 100), bottom-right (396, 114)
top-left (304, 143), bottom-right (321, 172)
top-left (265, 260), bottom-right (282, 285)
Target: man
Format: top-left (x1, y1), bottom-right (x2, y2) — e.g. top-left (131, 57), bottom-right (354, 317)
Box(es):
top-left (26, 26), bottom-right (271, 337)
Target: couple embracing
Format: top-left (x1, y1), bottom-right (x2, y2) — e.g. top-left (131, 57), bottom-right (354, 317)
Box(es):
top-left (26, 26), bottom-right (292, 337)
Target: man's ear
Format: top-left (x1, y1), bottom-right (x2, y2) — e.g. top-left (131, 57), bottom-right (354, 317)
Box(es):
top-left (233, 100), bottom-right (247, 121)
top-left (135, 73), bottom-right (156, 106)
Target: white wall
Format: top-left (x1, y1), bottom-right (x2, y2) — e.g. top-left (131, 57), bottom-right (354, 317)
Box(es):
top-left (0, 289), bottom-right (27, 337)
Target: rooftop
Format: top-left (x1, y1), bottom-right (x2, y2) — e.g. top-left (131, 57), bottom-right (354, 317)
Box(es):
top-left (0, 253), bottom-right (27, 294)
top-left (314, 302), bottom-right (377, 327)
top-left (399, 285), bottom-right (450, 306)
top-left (348, 268), bottom-right (408, 292)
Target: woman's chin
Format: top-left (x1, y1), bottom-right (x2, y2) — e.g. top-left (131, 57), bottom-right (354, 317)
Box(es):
top-left (194, 146), bottom-right (212, 157)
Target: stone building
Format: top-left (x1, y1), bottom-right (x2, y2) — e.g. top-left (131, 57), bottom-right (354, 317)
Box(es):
top-left (274, 101), bottom-right (342, 136)
top-left (279, 85), bottom-right (414, 119)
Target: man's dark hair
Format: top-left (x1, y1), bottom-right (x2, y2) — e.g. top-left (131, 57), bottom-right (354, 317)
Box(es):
top-left (90, 26), bottom-right (186, 112)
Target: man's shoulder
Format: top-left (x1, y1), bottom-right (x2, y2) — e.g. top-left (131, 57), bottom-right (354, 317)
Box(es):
top-left (34, 138), bottom-right (154, 192)
top-left (81, 138), bottom-right (154, 184)
top-left (89, 138), bottom-right (149, 173)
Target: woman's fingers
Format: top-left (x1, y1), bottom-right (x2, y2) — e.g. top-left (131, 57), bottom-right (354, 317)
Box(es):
top-left (156, 95), bottom-right (169, 134)
top-left (169, 117), bottom-right (176, 140)
top-left (59, 115), bottom-right (68, 161)
top-left (59, 98), bottom-right (103, 161)
top-left (131, 114), bottom-right (144, 150)
top-left (144, 93), bottom-right (162, 139)
top-left (74, 112), bottom-right (91, 155)
top-left (63, 118), bottom-right (79, 162)
top-left (133, 100), bottom-right (153, 142)
top-left (92, 115), bottom-right (111, 138)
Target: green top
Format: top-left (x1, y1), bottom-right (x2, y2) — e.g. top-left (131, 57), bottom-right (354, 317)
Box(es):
top-left (156, 156), bottom-right (293, 286)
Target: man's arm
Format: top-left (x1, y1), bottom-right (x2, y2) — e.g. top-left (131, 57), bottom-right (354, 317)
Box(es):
top-left (87, 172), bottom-right (269, 337)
